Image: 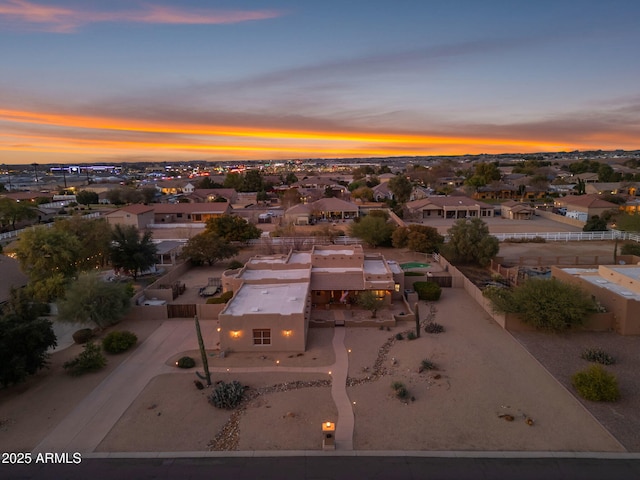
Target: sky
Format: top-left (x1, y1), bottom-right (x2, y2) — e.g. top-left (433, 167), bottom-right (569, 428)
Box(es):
top-left (1, 0), bottom-right (640, 165)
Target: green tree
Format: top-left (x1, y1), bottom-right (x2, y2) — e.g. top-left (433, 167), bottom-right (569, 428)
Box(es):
top-left (351, 186), bottom-right (374, 202)
top-left (196, 177), bottom-right (223, 189)
top-left (53, 217), bottom-right (112, 269)
top-left (388, 175), bottom-right (413, 204)
top-left (75, 190), bottom-right (99, 205)
top-left (445, 218), bottom-right (499, 266)
top-left (223, 172), bottom-right (244, 190)
top-left (241, 170), bottom-right (264, 192)
top-left (140, 187), bottom-right (158, 204)
top-left (0, 290), bottom-right (57, 387)
top-left (349, 215), bottom-right (395, 247)
top-left (181, 232), bottom-right (239, 266)
top-left (583, 215), bottom-right (608, 232)
top-left (0, 198), bottom-right (38, 230)
top-left (615, 213), bottom-right (640, 232)
top-left (15, 227), bottom-right (82, 291)
top-left (357, 290), bottom-right (385, 318)
top-left (109, 225), bottom-right (158, 280)
top-left (464, 162), bottom-right (501, 190)
top-left (392, 225), bottom-right (443, 253)
top-left (284, 172), bottom-right (298, 185)
top-left (205, 214), bottom-right (261, 243)
top-left (484, 277), bottom-right (596, 332)
top-left (57, 272), bottom-right (132, 328)
top-left (620, 243), bottom-right (640, 256)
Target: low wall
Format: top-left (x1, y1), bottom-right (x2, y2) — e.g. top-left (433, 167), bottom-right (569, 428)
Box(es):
top-left (197, 303), bottom-right (226, 320)
top-left (124, 305), bottom-right (168, 321)
top-left (434, 253), bottom-right (617, 333)
top-left (146, 262), bottom-right (191, 290)
top-left (536, 209), bottom-right (585, 228)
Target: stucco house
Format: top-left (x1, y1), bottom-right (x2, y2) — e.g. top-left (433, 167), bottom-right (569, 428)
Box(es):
top-left (105, 204), bottom-right (155, 229)
top-left (218, 245), bottom-right (404, 352)
top-left (284, 198), bottom-right (360, 225)
top-left (553, 263), bottom-right (640, 335)
top-left (501, 200), bottom-right (535, 220)
top-left (406, 196), bottom-right (495, 220)
top-left (554, 194), bottom-right (618, 219)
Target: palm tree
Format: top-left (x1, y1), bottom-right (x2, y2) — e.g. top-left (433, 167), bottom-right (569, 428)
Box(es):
top-left (109, 225), bottom-right (158, 280)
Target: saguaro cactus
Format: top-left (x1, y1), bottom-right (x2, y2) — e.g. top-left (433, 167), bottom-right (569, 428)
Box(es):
top-left (194, 315), bottom-right (211, 386)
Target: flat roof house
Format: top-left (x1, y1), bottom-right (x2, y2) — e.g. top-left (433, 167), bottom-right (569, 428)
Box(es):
top-left (219, 245), bottom-right (404, 352)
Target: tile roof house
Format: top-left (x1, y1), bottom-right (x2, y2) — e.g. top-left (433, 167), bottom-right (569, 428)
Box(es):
top-left (500, 200), bottom-right (534, 220)
top-left (284, 198), bottom-right (359, 225)
top-left (406, 196), bottom-right (495, 220)
top-left (105, 204), bottom-right (155, 229)
top-left (554, 194), bottom-right (619, 218)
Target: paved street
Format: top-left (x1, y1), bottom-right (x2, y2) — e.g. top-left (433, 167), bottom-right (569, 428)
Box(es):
top-left (4, 454), bottom-right (640, 480)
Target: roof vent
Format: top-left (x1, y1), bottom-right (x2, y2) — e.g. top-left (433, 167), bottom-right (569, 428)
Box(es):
top-left (261, 290), bottom-right (269, 294)
top-left (251, 307), bottom-right (260, 312)
top-left (289, 297), bottom-right (298, 302)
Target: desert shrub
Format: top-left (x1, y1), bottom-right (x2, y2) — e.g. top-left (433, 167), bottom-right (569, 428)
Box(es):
top-left (572, 365), bottom-right (620, 402)
top-left (420, 359), bottom-right (436, 371)
top-left (391, 381), bottom-right (409, 400)
top-left (395, 332), bottom-right (404, 340)
top-left (63, 342), bottom-right (107, 376)
top-left (227, 260), bottom-right (244, 270)
top-left (581, 348), bottom-right (615, 365)
top-left (72, 328), bottom-right (94, 344)
top-left (176, 356), bottom-right (196, 368)
top-left (503, 236), bottom-right (546, 244)
top-left (425, 322), bottom-right (445, 334)
top-left (407, 331), bottom-right (416, 340)
top-left (209, 380), bottom-right (245, 409)
top-left (413, 281), bottom-right (442, 301)
top-left (206, 290), bottom-right (233, 304)
top-left (102, 331), bottom-right (138, 354)
top-left (620, 243), bottom-right (640, 256)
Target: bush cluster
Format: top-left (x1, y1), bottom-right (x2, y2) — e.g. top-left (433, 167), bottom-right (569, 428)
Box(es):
top-left (420, 359), bottom-right (436, 371)
top-left (72, 328), bottom-right (94, 344)
top-left (206, 291), bottom-right (234, 304)
top-left (572, 365), bottom-right (620, 402)
top-left (391, 381), bottom-right (410, 400)
top-left (176, 356), bottom-right (196, 368)
top-left (102, 331), bottom-right (138, 354)
top-left (63, 342), bottom-right (107, 376)
top-left (424, 322), bottom-right (445, 334)
top-left (580, 348), bottom-right (615, 365)
top-left (503, 236), bottom-right (546, 243)
top-left (209, 381), bottom-right (245, 409)
top-left (413, 282), bottom-right (442, 301)
top-left (407, 331), bottom-right (417, 340)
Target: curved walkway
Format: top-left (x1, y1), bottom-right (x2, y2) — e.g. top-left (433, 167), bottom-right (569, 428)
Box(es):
top-left (32, 321), bottom-right (355, 454)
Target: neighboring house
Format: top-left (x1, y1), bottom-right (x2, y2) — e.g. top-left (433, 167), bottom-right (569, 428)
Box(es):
top-left (377, 172), bottom-right (397, 183)
top-left (410, 186), bottom-right (433, 201)
top-left (0, 254), bottom-right (28, 310)
top-left (105, 204), bottom-right (155, 229)
top-left (585, 182), bottom-right (638, 196)
top-left (152, 202), bottom-right (230, 224)
top-left (184, 188), bottom-right (238, 204)
top-left (553, 263), bottom-right (640, 335)
top-left (371, 182), bottom-right (393, 201)
top-left (501, 200), bottom-right (534, 220)
top-left (154, 180), bottom-right (195, 195)
top-left (572, 172), bottom-right (600, 183)
top-left (284, 198), bottom-right (359, 225)
top-left (473, 184), bottom-right (518, 200)
top-left (554, 194), bottom-right (618, 219)
top-left (406, 196), bottom-right (495, 220)
top-left (219, 245), bottom-right (404, 352)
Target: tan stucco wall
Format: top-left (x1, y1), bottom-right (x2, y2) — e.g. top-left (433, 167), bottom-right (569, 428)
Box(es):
top-left (219, 312), bottom-right (308, 352)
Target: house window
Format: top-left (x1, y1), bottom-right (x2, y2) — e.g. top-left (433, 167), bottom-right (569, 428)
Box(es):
top-left (253, 329), bottom-right (271, 346)
top-left (177, 213), bottom-right (183, 218)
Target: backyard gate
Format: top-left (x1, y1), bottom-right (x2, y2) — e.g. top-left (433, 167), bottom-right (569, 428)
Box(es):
top-left (167, 304), bottom-right (197, 318)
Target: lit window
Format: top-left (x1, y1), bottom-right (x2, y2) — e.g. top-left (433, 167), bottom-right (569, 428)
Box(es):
top-left (253, 329), bottom-right (271, 345)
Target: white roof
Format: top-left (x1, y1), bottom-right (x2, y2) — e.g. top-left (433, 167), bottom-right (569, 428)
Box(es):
top-left (222, 282), bottom-right (309, 316)
top-left (314, 249), bottom-right (354, 256)
top-left (364, 259), bottom-right (389, 275)
top-left (240, 269), bottom-right (310, 281)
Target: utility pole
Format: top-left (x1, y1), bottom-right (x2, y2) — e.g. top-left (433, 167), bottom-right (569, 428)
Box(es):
top-left (61, 164), bottom-right (68, 189)
top-left (32, 163), bottom-right (39, 184)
